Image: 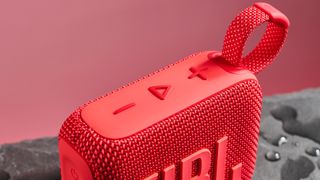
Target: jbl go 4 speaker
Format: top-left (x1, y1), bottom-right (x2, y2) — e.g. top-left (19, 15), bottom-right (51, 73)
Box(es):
top-left (59, 2), bottom-right (289, 180)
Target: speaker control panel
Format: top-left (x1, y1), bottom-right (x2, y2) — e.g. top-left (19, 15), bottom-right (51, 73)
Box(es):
top-left (81, 51), bottom-right (256, 139)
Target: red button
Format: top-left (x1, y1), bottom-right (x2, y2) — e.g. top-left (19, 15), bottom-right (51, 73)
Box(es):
top-left (113, 103), bottom-right (136, 115)
top-left (148, 85), bottom-right (171, 100)
top-left (188, 67), bottom-right (208, 80)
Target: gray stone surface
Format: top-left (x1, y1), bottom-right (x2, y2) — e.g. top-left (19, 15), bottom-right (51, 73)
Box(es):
top-left (0, 138), bottom-right (60, 180)
top-left (0, 88), bottom-right (319, 179)
top-left (253, 88), bottom-right (320, 180)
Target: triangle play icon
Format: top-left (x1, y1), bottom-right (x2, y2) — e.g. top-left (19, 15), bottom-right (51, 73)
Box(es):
top-left (148, 85), bottom-right (171, 100)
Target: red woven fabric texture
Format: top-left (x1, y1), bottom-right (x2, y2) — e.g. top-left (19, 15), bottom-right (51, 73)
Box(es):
top-left (59, 79), bottom-right (262, 180)
top-left (222, 6), bottom-right (288, 73)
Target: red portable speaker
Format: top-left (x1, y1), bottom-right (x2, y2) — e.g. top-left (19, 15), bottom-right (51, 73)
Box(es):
top-left (58, 2), bottom-right (289, 180)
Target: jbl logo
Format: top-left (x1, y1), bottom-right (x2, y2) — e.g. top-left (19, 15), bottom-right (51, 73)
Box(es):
top-left (144, 136), bottom-right (242, 180)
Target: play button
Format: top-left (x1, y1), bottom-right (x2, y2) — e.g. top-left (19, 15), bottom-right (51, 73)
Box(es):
top-left (148, 85), bottom-right (171, 100)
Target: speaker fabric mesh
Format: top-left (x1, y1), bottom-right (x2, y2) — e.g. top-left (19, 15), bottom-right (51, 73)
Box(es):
top-left (59, 78), bottom-right (262, 180)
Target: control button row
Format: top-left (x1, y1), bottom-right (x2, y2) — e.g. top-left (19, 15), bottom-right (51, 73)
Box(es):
top-left (113, 66), bottom-right (210, 115)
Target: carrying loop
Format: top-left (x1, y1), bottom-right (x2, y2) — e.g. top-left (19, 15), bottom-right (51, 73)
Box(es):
top-left (221, 2), bottom-right (289, 73)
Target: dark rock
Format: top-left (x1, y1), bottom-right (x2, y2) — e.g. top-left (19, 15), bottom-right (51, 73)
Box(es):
top-left (0, 137), bottom-right (60, 180)
top-left (0, 169), bottom-right (10, 180)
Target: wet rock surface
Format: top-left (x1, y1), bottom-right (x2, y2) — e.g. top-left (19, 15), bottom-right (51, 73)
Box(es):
top-left (253, 88), bottom-right (320, 180)
top-left (0, 88), bottom-right (319, 179)
top-left (0, 138), bottom-right (60, 180)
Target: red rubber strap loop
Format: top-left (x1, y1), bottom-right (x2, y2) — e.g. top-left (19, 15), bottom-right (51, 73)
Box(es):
top-left (221, 2), bottom-right (289, 73)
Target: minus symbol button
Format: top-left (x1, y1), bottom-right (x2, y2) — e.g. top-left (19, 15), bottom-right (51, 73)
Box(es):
top-left (113, 102), bottom-right (136, 115)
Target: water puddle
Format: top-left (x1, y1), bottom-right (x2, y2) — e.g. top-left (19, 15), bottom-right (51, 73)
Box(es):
top-left (281, 156), bottom-right (315, 180)
top-left (270, 105), bottom-right (320, 144)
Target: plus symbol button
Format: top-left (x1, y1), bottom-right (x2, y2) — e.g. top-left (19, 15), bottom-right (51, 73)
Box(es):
top-left (188, 67), bottom-right (208, 80)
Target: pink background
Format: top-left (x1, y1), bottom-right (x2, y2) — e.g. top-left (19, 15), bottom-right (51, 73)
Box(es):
top-left (1, 0), bottom-right (319, 143)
